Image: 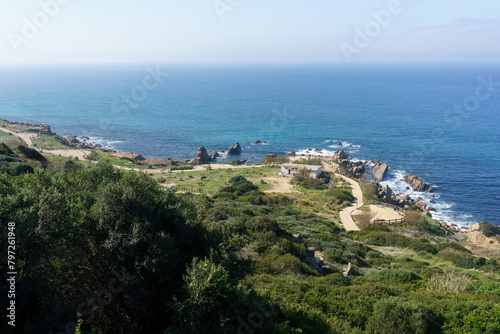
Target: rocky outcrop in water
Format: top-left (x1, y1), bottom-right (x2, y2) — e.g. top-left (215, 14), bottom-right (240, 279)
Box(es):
top-left (209, 150), bottom-right (219, 160)
top-left (333, 149), bottom-right (349, 161)
top-left (371, 160), bottom-right (388, 183)
top-left (190, 146), bottom-right (216, 164)
top-left (227, 143), bottom-right (241, 155)
top-left (403, 174), bottom-right (433, 193)
top-left (252, 140), bottom-right (267, 145)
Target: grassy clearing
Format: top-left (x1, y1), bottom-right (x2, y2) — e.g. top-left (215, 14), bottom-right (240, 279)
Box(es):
top-left (0, 130), bottom-right (23, 146)
top-left (32, 134), bottom-right (69, 150)
top-left (163, 166), bottom-right (279, 192)
top-left (89, 150), bottom-right (150, 168)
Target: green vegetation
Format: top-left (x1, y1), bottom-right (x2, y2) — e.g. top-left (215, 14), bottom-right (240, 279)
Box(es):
top-left (0, 129), bottom-right (23, 146)
top-left (227, 158), bottom-right (246, 166)
top-left (32, 133), bottom-right (70, 149)
top-left (293, 157), bottom-right (323, 166)
top-left (1, 158), bottom-right (499, 333)
top-left (170, 164), bottom-right (195, 170)
top-left (88, 150), bottom-right (143, 167)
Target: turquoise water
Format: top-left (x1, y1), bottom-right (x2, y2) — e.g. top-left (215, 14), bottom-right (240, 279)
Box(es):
top-left (1, 63), bottom-right (499, 226)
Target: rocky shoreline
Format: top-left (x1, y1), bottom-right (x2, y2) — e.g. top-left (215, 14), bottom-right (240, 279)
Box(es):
top-left (0, 118), bottom-right (447, 220)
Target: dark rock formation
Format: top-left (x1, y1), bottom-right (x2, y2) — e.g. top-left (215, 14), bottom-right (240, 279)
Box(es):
top-left (113, 151), bottom-right (146, 162)
top-left (285, 151), bottom-right (296, 157)
top-left (227, 143), bottom-right (241, 155)
top-left (252, 140), bottom-right (267, 145)
top-left (333, 149), bottom-right (349, 161)
top-left (190, 146), bottom-right (215, 164)
top-left (339, 159), bottom-right (365, 178)
top-left (403, 174), bottom-right (434, 193)
top-left (371, 160), bottom-right (389, 183)
top-left (209, 151), bottom-right (219, 160)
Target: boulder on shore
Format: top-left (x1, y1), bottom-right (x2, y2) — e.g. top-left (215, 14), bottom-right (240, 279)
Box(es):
top-left (227, 143), bottom-right (241, 155)
top-left (333, 149), bottom-right (349, 161)
top-left (403, 174), bottom-right (434, 193)
top-left (190, 146), bottom-right (214, 164)
top-left (371, 160), bottom-right (389, 183)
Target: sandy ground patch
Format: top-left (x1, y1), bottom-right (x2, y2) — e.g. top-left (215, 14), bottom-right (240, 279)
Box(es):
top-left (353, 204), bottom-right (403, 221)
top-left (43, 149), bottom-right (91, 160)
top-left (263, 176), bottom-right (298, 193)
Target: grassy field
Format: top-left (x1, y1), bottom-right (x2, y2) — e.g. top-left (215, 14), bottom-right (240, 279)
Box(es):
top-left (31, 134), bottom-right (69, 150)
top-left (0, 130), bottom-right (23, 146)
top-left (159, 166), bottom-right (280, 192)
top-left (89, 150), bottom-right (151, 168)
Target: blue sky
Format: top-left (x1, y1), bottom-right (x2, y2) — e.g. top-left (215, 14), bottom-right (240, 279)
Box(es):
top-left (1, 0), bottom-right (499, 64)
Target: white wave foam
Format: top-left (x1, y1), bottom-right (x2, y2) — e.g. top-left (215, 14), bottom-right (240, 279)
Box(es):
top-left (76, 136), bottom-right (122, 149)
top-left (380, 169), bottom-right (478, 227)
top-left (296, 148), bottom-right (336, 157)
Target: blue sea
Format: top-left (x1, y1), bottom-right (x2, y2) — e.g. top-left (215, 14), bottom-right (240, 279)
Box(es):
top-left (1, 63), bottom-right (499, 226)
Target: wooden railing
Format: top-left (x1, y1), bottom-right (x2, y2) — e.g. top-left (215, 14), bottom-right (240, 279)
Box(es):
top-left (372, 218), bottom-right (404, 225)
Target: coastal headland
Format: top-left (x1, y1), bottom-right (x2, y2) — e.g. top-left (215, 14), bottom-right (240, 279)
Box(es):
top-left (1, 118), bottom-right (498, 253)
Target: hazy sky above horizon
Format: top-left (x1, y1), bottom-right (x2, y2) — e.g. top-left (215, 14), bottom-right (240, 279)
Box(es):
top-left (1, 0), bottom-right (500, 65)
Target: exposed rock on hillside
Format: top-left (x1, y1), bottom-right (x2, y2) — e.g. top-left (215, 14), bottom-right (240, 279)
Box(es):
top-left (113, 151), bottom-right (146, 162)
top-left (371, 160), bottom-right (388, 183)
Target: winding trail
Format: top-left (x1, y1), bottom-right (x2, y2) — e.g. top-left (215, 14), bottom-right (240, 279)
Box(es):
top-left (0, 128), bottom-right (37, 147)
top-left (336, 174), bottom-right (362, 231)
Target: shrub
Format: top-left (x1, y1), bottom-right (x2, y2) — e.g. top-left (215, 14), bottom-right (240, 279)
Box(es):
top-left (367, 296), bottom-right (434, 334)
top-left (327, 189), bottom-right (354, 205)
top-left (373, 269), bottom-right (422, 284)
top-left (470, 280), bottom-right (500, 296)
top-left (436, 249), bottom-right (474, 268)
top-left (171, 164), bottom-right (194, 170)
top-left (479, 221), bottom-right (500, 237)
top-left (357, 210), bottom-right (373, 230)
top-left (445, 306), bottom-right (500, 334)
top-left (426, 270), bottom-right (472, 293)
top-left (404, 210), bottom-right (422, 226)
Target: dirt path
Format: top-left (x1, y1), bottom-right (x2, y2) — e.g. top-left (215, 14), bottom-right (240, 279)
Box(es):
top-left (336, 174), bottom-right (362, 231)
top-left (0, 128), bottom-right (38, 147)
top-left (320, 159), bottom-right (362, 231)
top-left (43, 149), bottom-right (91, 160)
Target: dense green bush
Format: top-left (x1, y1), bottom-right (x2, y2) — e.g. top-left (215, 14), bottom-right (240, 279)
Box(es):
top-left (327, 188), bottom-right (354, 204)
top-left (444, 305), bottom-right (500, 333)
top-left (436, 248), bottom-right (475, 268)
top-left (367, 296), bottom-right (435, 334)
top-left (470, 280), bottom-right (500, 296)
top-left (479, 221), bottom-right (500, 237)
top-left (371, 269), bottom-right (422, 285)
